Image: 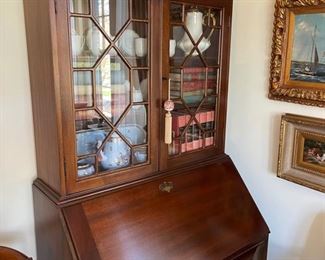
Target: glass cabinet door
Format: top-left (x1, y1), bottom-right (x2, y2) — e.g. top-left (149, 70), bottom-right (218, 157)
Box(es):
top-left (68, 0), bottom-right (151, 179)
top-left (167, 2), bottom-right (222, 156)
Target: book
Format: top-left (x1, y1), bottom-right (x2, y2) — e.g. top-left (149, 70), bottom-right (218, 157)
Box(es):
top-left (170, 81), bottom-right (217, 92)
top-left (172, 110), bottom-right (215, 136)
top-left (170, 72), bottom-right (217, 82)
top-left (169, 136), bottom-right (214, 154)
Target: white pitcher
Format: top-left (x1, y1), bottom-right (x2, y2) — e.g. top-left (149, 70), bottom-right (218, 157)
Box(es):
top-left (177, 10), bottom-right (215, 56)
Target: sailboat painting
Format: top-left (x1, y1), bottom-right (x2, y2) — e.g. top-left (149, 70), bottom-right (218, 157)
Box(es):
top-left (290, 13), bottom-right (325, 83)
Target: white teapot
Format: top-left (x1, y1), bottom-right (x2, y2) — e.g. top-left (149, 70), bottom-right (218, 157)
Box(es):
top-left (177, 10), bottom-right (215, 56)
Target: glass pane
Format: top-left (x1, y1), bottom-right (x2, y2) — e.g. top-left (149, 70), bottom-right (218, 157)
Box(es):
top-left (75, 110), bottom-right (110, 131)
top-left (171, 102), bottom-right (191, 140)
top-left (117, 22), bottom-right (148, 67)
top-left (99, 133), bottom-right (131, 171)
top-left (132, 0), bottom-right (148, 20)
top-left (73, 71), bottom-right (93, 108)
top-left (182, 124), bottom-right (204, 153)
top-left (92, 0), bottom-right (129, 39)
top-left (77, 157), bottom-right (96, 178)
top-left (182, 63), bottom-right (205, 107)
top-left (210, 9), bottom-right (222, 27)
top-left (76, 128), bottom-right (110, 156)
top-left (202, 27), bottom-right (220, 66)
top-left (117, 105), bottom-right (147, 145)
top-left (70, 0), bottom-right (89, 14)
top-left (205, 131), bottom-right (215, 147)
top-left (207, 68), bottom-right (218, 96)
top-left (170, 69), bottom-right (181, 100)
top-left (170, 26), bottom-right (188, 67)
top-left (169, 139), bottom-right (180, 156)
top-left (170, 3), bottom-right (183, 23)
top-left (71, 17), bottom-right (109, 68)
top-left (132, 70), bottom-right (148, 102)
top-left (201, 96), bottom-right (217, 109)
top-left (195, 109), bottom-right (215, 131)
top-left (96, 50), bottom-right (131, 125)
top-left (133, 146), bottom-right (148, 165)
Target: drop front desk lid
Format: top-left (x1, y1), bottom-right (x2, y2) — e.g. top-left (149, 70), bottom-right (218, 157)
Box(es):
top-left (62, 157), bottom-right (269, 260)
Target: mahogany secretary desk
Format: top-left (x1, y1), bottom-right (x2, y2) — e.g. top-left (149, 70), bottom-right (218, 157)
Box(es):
top-left (24, 0), bottom-right (270, 259)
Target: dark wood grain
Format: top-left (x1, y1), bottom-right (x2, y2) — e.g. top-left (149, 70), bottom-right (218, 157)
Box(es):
top-left (63, 159), bottom-right (269, 260)
top-left (63, 205), bottom-right (101, 260)
top-left (0, 247), bottom-right (32, 260)
top-left (33, 186), bottom-right (74, 260)
top-left (23, 0), bottom-right (64, 195)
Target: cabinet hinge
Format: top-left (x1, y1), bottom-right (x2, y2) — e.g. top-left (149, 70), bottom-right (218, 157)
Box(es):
top-left (54, 0), bottom-right (57, 14)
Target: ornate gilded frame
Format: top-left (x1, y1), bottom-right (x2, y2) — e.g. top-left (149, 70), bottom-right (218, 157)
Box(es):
top-left (278, 114), bottom-right (325, 192)
top-left (269, 0), bottom-right (325, 107)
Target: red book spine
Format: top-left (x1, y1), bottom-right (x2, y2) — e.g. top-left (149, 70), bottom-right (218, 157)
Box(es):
top-left (172, 110), bottom-right (215, 138)
top-left (180, 137), bottom-right (213, 153)
top-left (183, 67), bottom-right (214, 73)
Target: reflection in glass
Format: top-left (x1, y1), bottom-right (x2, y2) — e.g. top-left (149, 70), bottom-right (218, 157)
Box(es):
top-left (117, 105), bottom-right (147, 145)
top-left (70, 0), bottom-right (89, 14)
top-left (202, 27), bottom-right (220, 66)
top-left (75, 110), bottom-right (110, 131)
top-left (132, 70), bottom-right (148, 102)
top-left (77, 157), bottom-right (96, 178)
top-left (92, 0), bottom-right (129, 39)
top-left (70, 17), bottom-right (109, 68)
top-left (76, 128), bottom-right (110, 156)
top-left (132, 0), bottom-right (148, 20)
top-left (133, 146), bottom-right (148, 165)
top-left (96, 50), bottom-right (130, 125)
top-left (117, 22), bottom-right (148, 67)
top-left (99, 133), bottom-right (131, 171)
top-left (73, 71), bottom-right (93, 108)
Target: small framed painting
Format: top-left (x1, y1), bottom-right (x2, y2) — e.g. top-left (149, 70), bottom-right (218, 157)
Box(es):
top-left (269, 0), bottom-right (325, 107)
top-left (278, 114), bottom-right (325, 192)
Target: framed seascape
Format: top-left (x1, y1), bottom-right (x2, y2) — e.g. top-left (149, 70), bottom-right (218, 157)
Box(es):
top-left (278, 114), bottom-right (325, 193)
top-left (269, 0), bottom-right (325, 107)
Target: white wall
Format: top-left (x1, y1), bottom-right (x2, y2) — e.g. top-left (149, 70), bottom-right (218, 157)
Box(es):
top-left (226, 0), bottom-right (325, 259)
top-left (0, 0), bottom-right (324, 259)
top-left (0, 0), bottom-right (37, 258)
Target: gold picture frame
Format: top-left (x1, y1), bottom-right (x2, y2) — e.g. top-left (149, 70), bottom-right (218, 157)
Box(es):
top-left (278, 114), bottom-right (325, 192)
top-left (269, 0), bottom-right (325, 107)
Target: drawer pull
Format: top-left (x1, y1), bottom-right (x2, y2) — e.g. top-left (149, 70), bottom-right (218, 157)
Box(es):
top-left (159, 181), bottom-right (173, 193)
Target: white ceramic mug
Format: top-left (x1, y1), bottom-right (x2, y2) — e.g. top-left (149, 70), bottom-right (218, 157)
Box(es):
top-left (169, 39), bottom-right (176, 57)
top-left (135, 38), bottom-right (147, 57)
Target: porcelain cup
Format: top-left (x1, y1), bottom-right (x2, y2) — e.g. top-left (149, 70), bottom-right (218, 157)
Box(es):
top-left (169, 39), bottom-right (176, 57)
top-left (135, 38), bottom-right (147, 57)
